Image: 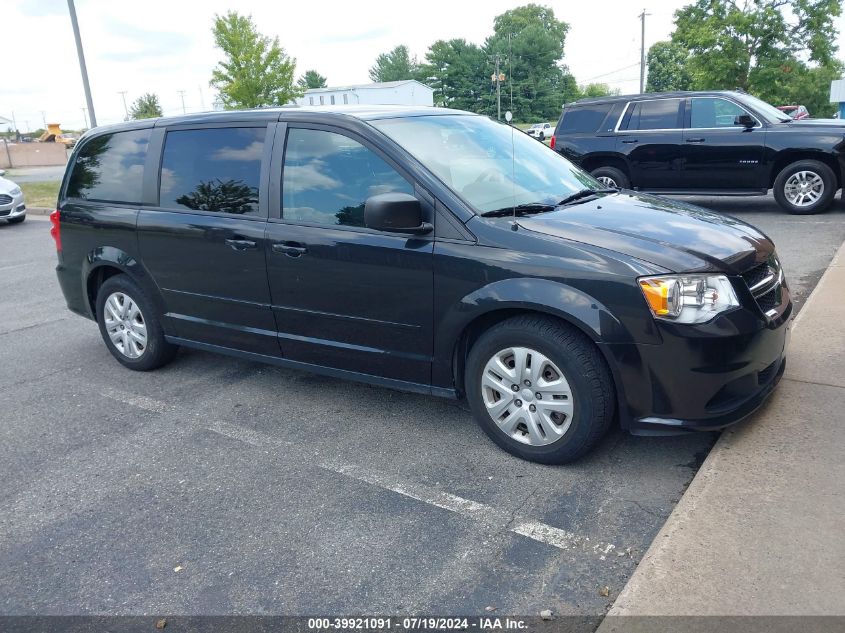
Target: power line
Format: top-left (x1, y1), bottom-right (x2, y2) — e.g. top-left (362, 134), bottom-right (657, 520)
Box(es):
top-left (581, 62), bottom-right (641, 83)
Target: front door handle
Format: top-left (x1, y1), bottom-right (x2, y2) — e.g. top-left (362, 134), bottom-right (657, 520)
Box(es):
top-left (225, 238), bottom-right (258, 251)
top-left (621, 139), bottom-right (639, 144)
top-left (272, 242), bottom-right (308, 257)
top-left (686, 138), bottom-right (705, 143)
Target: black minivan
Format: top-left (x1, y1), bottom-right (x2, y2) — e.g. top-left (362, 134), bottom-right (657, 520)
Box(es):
top-left (53, 105), bottom-right (791, 463)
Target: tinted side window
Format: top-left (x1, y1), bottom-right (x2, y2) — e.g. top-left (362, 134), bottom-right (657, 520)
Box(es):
top-left (282, 128), bottom-right (413, 227)
top-left (66, 129), bottom-right (150, 203)
top-left (621, 99), bottom-right (682, 131)
top-left (159, 127), bottom-right (264, 215)
top-left (690, 98), bottom-right (750, 128)
top-left (558, 104), bottom-right (613, 134)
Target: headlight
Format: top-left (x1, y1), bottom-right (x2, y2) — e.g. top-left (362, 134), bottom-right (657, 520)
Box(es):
top-left (9, 186), bottom-right (21, 195)
top-left (638, 274), bottom-right (739, 324)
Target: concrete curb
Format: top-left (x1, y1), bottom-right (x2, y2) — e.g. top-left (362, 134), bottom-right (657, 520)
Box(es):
top-left (597, 239), bottom-right (845, 625)
top-left (25, 207), bottom-right (53, 216)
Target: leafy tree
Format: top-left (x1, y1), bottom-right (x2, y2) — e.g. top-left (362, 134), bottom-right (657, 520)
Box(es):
top-left (418, 39), bottom-right (488, 109)
top-left (298, 70), bottom-right (328, 89)
top-left (646, 41), bottom-right (693, 92)
top-left (369, 45), bottom-right (419, 83)
top-left (483, 4), bottom-right (575, 121)
top-left (210, 11), bottom-right (302, 109)
top-left (129, 93), bottom-right (163, 120)
top-left (671, 0), bottom-right (842, 91)
top-left (578, 83), bottom-right (619, 99)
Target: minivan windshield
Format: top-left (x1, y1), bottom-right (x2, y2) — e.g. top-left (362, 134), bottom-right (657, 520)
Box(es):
top-left (371, 115), bottom-right (603, 214)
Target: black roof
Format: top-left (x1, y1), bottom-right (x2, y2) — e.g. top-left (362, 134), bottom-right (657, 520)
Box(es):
top-left (83, 105), bottom-right (472, 138)
top-left (569, 90), bottom-right (747, 107)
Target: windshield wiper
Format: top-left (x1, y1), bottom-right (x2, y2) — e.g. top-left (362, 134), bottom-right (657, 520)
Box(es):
top-left (557, 188), bottom-right (618, 206)
top-left (480, 202), bottom-right (557, 217)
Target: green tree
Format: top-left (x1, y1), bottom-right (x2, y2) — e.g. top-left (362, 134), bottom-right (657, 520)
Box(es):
top-left (646, 41), bottom-right (693, 92)
top-left (210, 11), bottom-right (302, 109)
top-left (298, 70), bottom-right (327, 89)
top-left (483, 4), bottom-right (575, 122)
top-left (577, 83), bottom-right (619, 99)
top-left (418, 39), bottom-right (487, 109)
top-left (129, 93), bottom-right (163, 120)
top-left (369, 45), bottom-right (419, 82)
top-left (671, 0), bottom-right (841, 91)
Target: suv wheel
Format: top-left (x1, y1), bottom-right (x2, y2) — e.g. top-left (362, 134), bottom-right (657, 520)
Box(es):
top-left (96, 274), bottom-right (178, 371)
top-left (590, 166), bottom-right (629, 189)
top-left (538, 132), bottom-right (545, 141)
top-left (773, 160), bottom-right (836, 215)
top-left (465, 315), bottom-right (615, 464)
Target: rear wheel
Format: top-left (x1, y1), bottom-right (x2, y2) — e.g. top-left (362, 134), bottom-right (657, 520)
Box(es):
top-left (773, 160), bottom-right (836, 215)
top-left (590, 166), bottom-right (629, 189)
top-left (465, 315), bottom-right (615, 464)
top-left (96, 274), bottom-right (178, 371)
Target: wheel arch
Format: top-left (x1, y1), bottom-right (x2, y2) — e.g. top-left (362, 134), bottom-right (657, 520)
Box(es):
top-left (769, 151), bottom-right (842, 190)
top-left (580, 153), bottom-right (632, 181)
top-left (82, 247), bottom-right (166, 321)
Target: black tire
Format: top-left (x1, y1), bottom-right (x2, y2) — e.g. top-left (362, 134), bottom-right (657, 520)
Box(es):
top-left (465, 315), bottom-right (615, 464)
top-left (96, 274), bottom-right (178, 371)
top-left (590, 166), bottom-right (630, 189)
top-left (7, 214), bottom-right (25, 224)
top-left (538, 132), bottom-right (545, 141)
top-left (773, 160), bottom-right (836, 215)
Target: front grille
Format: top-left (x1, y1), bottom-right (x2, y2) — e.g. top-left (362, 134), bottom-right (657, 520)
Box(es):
top-left (0, 209), bottom-right (9, 217)
top-left (0, 194), bottom-right (12, 205)
top-left (740, 254), bottom-right (785, 318)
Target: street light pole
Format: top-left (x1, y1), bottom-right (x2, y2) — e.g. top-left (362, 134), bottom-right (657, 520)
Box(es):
top-left (67, 0), bottom-right (97, 127)
top-left (118, 91), bottom-right (129, 119)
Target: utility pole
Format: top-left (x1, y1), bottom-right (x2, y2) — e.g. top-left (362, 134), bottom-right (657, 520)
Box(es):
top-left (177, 90), bottom-right (187, 114)
top-left (639, 9), bottom-right (650, 94)
top-left (81, 107), bottom-right (88, 129)
top-left (40, 111), bottom-right (47, 128)
top-left (118, 91), bottom-right (129, 119)
top-left (490, 54), bottom-right (507, 121)
top-left (67, 0), bottom-right (97, 127)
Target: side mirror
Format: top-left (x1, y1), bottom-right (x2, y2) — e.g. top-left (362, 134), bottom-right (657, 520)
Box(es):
top-left (364, 193), bottom-right (432, 235)
top-left (735, 114), bottom-right (756, 128)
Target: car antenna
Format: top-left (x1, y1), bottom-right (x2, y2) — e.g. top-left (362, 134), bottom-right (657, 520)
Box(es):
top-left (506, 110), bottom-right (518, 231)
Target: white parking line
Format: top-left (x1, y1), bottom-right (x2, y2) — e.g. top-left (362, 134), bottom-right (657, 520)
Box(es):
top-left (101, 387), bottom-right (620, 555)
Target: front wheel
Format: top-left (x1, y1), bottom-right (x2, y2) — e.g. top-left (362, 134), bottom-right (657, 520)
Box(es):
top-left (465, 316), bottom-right (615, 464)
top-left (773, 160), bottom-right (836, 215)
top-left (96, 274), bottom-right (178, 371)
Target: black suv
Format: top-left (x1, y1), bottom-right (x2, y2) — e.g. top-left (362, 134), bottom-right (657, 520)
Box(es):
top-left (53, 106), bottom-right (790, 463)
top-left (552, 90), bottom-right (845, 214)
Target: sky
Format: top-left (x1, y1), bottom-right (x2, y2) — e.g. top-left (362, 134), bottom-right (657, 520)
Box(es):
top-left (3, 0), bottom-right (844, 131)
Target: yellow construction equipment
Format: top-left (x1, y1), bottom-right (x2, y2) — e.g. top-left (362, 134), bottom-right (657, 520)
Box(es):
top-left (39, 123), bottom-right (77, 147)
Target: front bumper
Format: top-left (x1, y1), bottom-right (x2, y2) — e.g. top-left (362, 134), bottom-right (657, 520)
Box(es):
top-left (600, 301), bottom-right (792, 435)
top-left (0, 191), bottom-right (26, 220)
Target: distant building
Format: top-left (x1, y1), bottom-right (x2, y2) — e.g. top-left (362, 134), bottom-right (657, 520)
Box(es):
top-left (295, 80), bottom-right (434, 107)
top-left (830, 78), bottom-right (845, 118)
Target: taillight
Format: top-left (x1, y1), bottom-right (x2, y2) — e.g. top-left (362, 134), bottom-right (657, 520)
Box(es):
top-left (550, 136), bottom-right (556, 150)
top-left (50, 209), bottom-right (62, 252)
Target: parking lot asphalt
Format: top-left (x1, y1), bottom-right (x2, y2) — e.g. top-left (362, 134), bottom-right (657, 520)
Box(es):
top-left (1, 196), bottom-right (844, 617)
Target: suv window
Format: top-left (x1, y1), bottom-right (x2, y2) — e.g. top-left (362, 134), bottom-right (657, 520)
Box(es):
top-left (558, 104), bottom-right (613, 134)
top-left (690, 98), bottom-right (752, 128)
top-left (620, 99), bottom-right (682, 131)
top-left (66, 128), bottom-right (150, 203)
top-left (282, 128), bottom-right (413, 227)
top-left (159, 127), bottom-right (264, 215)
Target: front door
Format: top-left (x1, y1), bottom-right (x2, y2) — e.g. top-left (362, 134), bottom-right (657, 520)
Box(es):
top-left (265, 124), bottom-right (434, 385)
top-left (137, 124), bottom-right (279, 356)
top-left (615, 97), bottom-right (684, 190)
top-left (680, 97), bottom-right (766, 190)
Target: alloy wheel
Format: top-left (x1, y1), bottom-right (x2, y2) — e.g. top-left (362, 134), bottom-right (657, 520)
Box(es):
top-left (480, 346), bottom-right (574, 446)
top-left (103, 292), bottom-right (147, 359)
top-left (596, 176), bottom-right (618, 188)
top-left (784, 171), bottom-right (824, 207)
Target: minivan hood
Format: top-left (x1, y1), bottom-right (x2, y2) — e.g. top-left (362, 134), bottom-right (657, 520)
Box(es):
top-left (517, 192), bottom-right (772, 274)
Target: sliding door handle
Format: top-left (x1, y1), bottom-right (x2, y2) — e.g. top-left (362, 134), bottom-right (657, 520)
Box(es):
top-left (621, 139), bottom-right (639, 144)
top-left (685, 138), bottom-right (705, 143)
top-left (224, 238), bottom-right (258, 251)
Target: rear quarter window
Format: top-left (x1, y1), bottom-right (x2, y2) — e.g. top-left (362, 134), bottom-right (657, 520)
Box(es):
top-left (556, 104), bottom-right (614, 135)
top-left (66, 128), bottom-right (151, 203)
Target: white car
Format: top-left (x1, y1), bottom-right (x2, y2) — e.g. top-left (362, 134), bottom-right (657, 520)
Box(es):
top-left (0, 170), bottom-right (26, 224)
top-left (526, 122), bottom-right (553, 140)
